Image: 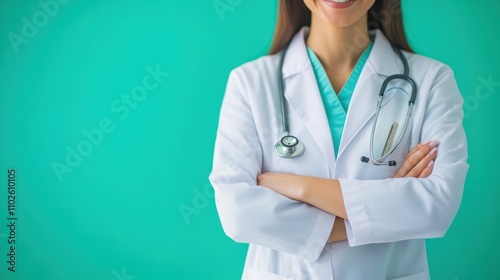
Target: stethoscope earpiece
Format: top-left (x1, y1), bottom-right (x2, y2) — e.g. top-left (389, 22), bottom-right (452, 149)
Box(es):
top-left (361, 156), bottom-right (397, 166)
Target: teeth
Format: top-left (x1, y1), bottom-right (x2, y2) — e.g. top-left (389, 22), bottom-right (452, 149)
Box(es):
top-left (329, 0), bottom-right (351, 2)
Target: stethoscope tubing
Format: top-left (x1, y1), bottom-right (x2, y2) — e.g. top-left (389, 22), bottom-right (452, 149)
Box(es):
top-left (275, 42), bottom-right (417, 164)
top-left (278, 43), bottom-right (291, 135)
top-left (368, 48), bottom-right (417, 164)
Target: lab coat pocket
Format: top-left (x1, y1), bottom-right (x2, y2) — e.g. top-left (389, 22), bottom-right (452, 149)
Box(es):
top-left (246, 267), bottom-right (295, 280)
top-left (388, 270), bottom-right (429, 280)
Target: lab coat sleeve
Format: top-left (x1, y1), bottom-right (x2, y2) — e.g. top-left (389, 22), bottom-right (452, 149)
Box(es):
top-left (209, 69), bottom-right (334, 262)
top-left (340, 65), bottom-right (469, 247)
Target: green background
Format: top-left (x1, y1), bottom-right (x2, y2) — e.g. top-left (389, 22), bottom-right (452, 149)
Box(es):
top-left (0, 0), bottom-right (498, 279)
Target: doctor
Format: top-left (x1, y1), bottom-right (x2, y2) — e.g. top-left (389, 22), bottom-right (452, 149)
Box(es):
top-left (209, 0), bottom-right (468, 279)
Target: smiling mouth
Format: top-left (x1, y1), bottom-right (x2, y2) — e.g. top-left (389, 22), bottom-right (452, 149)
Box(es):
top-left (322, 0), bottom-right (357, 8)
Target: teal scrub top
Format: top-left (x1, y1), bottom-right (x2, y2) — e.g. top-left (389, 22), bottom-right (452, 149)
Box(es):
top-left (306, 40), bottom-right (373, 159)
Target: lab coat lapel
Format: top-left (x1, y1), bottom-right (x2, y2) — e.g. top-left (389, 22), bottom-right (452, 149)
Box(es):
top-left (336, 67), bottom-right (380, 159)
top-left (282, 27), bottom-right (336, 172)
top-left (337, 30), bottom-right (403, 160)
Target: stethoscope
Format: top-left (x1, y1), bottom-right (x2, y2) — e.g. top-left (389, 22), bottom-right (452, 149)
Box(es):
top-left (273, 43), bottom-right (306, 158)
top-left (274, 43), bottom-right (417, 167)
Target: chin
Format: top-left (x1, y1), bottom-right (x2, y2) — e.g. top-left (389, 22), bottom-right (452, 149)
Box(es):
top-left (320, 14), bottom-right (359, 28)
top-left (314, 0), bottom-right (372, 28)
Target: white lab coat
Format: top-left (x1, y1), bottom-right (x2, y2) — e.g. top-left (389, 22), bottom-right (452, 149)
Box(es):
top-left (209, 26), bottom-right (468, 280)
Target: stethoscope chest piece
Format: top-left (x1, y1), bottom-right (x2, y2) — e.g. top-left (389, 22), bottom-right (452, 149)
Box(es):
top-left (274, 135), bottom-right (305, 158)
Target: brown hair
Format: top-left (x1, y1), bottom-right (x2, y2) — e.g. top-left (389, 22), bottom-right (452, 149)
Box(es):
top-left (268, 0), bottom-right (413, 55)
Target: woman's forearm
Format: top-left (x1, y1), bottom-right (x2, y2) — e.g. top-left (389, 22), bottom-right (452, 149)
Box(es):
top-left (300, 177), bottom-right (348, 219)
top-left (257, 173), bottom-right (348, 219)
top-left (328, 217), bottom-right (348, 243)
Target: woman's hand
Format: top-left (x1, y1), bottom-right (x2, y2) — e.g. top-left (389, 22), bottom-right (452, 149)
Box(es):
top-left (394, 140), bottom-right (439, 178)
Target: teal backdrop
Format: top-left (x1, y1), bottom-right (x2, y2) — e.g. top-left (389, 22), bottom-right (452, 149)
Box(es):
top-left (0, 0), bottom-right (498, 279)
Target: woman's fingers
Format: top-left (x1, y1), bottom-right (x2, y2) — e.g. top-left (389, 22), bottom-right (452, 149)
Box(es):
top-left (406, 147), bottom-right (438, 178)
top-left (418, 160), bottom-right (434, 178)
top-left (394, 140), bottom-right (439, 178)
top-left (404, 143), bottom-right (424, 160)
top-left (394, 143), bottom-right (428, 178)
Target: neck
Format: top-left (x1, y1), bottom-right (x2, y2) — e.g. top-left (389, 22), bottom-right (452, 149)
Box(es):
top-left (306, 14), bottom-right (370, 72)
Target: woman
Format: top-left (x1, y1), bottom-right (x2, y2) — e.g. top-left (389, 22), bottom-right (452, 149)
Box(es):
top-left (209, 0), bottom-right (468, 279)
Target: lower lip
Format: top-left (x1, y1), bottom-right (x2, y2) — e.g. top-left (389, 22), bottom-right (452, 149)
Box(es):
top-left (321, 0), bottom-right (357, 9)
